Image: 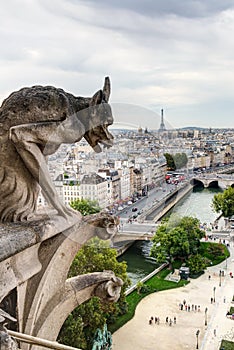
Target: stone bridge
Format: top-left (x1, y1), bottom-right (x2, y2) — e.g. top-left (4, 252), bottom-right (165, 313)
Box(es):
top-left (113, 232), bottom-right (154, 243)
top-left (191, 174), bottom-right (234, 189)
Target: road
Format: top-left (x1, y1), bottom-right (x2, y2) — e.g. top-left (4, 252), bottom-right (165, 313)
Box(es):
top-left (117, 182), bottom-right (184, 221)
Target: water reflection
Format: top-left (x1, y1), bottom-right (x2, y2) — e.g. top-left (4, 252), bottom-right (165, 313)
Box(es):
top-left (118, 240), bottom-right (157, 286)
top-left (118, 186), bottom-right (223, 285)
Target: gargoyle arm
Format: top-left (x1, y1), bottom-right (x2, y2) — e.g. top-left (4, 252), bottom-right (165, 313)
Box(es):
top-left (9, 117), bottom-right (85, 219)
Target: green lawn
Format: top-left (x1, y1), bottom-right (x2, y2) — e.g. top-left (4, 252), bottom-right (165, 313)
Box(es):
top-left (199, 241), bottom-right (230, 265)
top-left (219, 340), bottom-right (234, 349)
top-left (109, 267), bottom-right (189, 333)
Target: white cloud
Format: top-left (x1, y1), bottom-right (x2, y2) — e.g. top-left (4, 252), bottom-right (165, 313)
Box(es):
top-left (0, 0), bottom-right (234, 128)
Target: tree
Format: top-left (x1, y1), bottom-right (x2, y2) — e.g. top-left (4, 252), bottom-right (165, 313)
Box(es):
top-left (59, 239), bottom-right (130, 349)
top-left (150, 224), bottom-right (189, 269)
top-left (164, 152), bottom-right (188, 170)
top-left (212, 186), bottom-right (234, 219)
top-left (136, 281), bottom-right (144, 294)
top-left (177, 216), bottom-right (204, 254)
top-left (187, 254), bottom-right (207, 275)
top-left (173, 153), bottom-right (188, 169)
top-left (164, 153), bottom-right (175, 170)
top-left (58, 200), bottom-right (130, 349)
top-left (150, 216), bottom-right (205, 269)
top-left (70, 198), bottom-right (101, 216)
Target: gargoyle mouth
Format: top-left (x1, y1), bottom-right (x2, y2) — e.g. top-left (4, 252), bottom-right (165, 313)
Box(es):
top-left (92, 139), bottom-right (113, 153)
top-left (84, 128), bottom-right (114, 153)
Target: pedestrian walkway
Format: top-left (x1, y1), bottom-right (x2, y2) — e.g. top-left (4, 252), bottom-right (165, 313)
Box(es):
top-left (112, 244), bottom-right (234, 350)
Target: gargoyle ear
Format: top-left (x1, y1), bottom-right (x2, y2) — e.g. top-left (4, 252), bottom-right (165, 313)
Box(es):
top-left (89, 90), bottom-right (103, 106)
top-left (90, 89), bottom-right (103, 106)
top-left (103, 76), bottom-right (110, 102)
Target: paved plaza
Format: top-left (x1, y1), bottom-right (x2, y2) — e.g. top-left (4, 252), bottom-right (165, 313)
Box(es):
top-left (112, 242), bottom-right (234, 350)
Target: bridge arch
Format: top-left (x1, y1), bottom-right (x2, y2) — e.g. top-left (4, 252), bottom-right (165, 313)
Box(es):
top-left (190, 179), bottom-right (204, 187)
top-left (206, 180), bottom-right (219, 188)
top-left (190, 177), bottom-right (233, 189)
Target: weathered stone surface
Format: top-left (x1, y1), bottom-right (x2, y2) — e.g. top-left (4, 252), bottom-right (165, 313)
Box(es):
top-left (17, 214), bottom-right (119, 340)
top-left (0, 77), bottom-right (113, 222)
top-left (0, 244), bottom-right (41, 302)
top-left (0, 78), bottom-right (123, 350)
top-left (26, 272), bottom-right (123, 344)
top-left (0, 212), bottom-right (118, 263)
top-left (0, 223), bottom-right (38, 262)
top-left (0, 211), bottom-right (119, 344)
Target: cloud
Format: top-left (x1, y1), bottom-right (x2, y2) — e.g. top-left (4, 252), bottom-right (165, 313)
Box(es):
top-left (83, 0), bottom-right (234, 18)
top-left (0, 0), bottom-right (234, 128)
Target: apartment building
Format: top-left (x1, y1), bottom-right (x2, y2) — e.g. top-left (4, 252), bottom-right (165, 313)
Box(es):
top-left (80, 173), bottom-right (109, 209)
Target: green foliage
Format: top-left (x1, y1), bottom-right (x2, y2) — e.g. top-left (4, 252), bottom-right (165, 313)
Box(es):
top-left (207, 243), bottom-right (224, 257)
top-left (58, 313), bottom-right (87, 349)
top-left (199, 242), bottom-right (229, 265)
top-left (187, 254), bottom-right (207, 274)
top-left (219, 339), bottom-right (234, 349)
top-left (112, 241), bottom-right (229, 333)
top-left (164, 152), bottom-right (188, 170)
top-left (59, 238), bottom-right (130, 349)
top-left (227, 306), bottom-right (234, 315)
top-left (70, 198), bottom-right (101, 216)
top-left (136, 281), bottom-right (144, 294)
top-left (59, 199), bottom-right (130, 349)
top-left (150, 216), bottom-right (205, 268)
top-left (136, 281), bottom-right (151, 294)
top-left (68, 237), bottom-right (129, 278)
top-left (109, 266), bottom-right (189, 333)
top-left (111, 238), bottom-right (229, 333)
top-left (212, 186), bottom-right (234, 218)
top-left (164, 153), bottom-right (175, 170)
top-left (173, 152), bottom-right (188, 169)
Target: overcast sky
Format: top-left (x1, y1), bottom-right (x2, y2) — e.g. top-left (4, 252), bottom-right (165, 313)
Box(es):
top-left (1, 0), bottom-right (234, 130)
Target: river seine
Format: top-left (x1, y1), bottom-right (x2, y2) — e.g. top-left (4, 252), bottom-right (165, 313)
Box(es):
top-left (118, 186), bottom-right (223, 285)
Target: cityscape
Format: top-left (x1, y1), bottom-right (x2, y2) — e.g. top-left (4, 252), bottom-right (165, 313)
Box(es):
top-left (1, 1), bottom-right (234, 350)
top-left (35, 117), bottom-right (234, 349)
top-left (41, 114), bottom-right (234, 215)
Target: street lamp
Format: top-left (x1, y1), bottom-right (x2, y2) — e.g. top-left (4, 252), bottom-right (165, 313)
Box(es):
top-left (219, 270), bottom-right (222, 287)
top-left (213, 286), bottom-right (216, 303)
top-left (196, 330), bottom-right (200, 349)
top-left (205, 307), bottom-right (208, 326)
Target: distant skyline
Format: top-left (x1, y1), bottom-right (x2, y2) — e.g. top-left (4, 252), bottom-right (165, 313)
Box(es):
top-left (1, 1), bottom-right (234, 129)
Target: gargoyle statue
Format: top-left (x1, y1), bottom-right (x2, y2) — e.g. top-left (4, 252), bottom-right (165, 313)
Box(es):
top-left (0, 77), bottom-right (114, 223)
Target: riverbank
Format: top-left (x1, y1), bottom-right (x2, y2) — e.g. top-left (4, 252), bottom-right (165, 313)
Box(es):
top-left (114, 182), bottom-right (193, 256)
top-left (113, 241), bottom-right (234, 350)
top-left (144, 182), bottom-right (193, 222)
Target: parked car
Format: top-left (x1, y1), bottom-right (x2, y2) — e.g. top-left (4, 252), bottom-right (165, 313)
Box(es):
top-left (132, 207), bottom-right (138, 212)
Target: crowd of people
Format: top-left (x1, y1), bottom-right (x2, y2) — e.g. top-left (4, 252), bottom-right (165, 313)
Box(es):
top-left (179, 299), bottom-right (201, 312)
top-left (148, 315), bottom-right (177, 326)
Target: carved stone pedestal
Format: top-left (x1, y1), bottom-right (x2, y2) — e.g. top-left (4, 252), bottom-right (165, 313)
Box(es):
top-left (0, 213), bottom-right (122, 350)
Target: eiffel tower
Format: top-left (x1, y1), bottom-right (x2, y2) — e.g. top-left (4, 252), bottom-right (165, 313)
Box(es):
top-left (158, 109), bottom-right (166, 131)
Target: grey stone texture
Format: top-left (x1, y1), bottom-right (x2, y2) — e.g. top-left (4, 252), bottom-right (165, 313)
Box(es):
top-left (0, 78), bottom-right (123, 349)
top-left (0, 77), bottom-right (113, 222)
